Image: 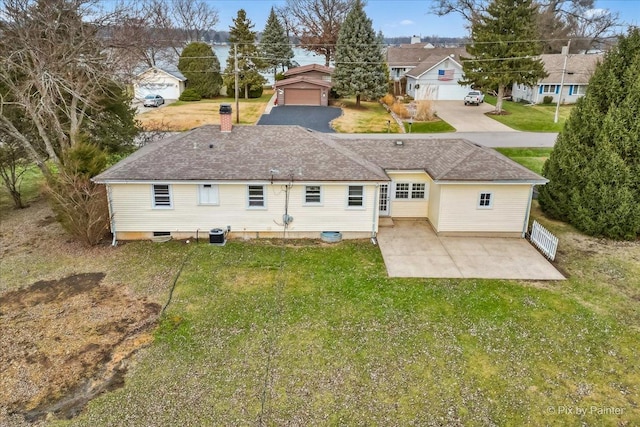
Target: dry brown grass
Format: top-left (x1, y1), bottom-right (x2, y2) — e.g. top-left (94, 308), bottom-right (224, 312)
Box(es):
top-left (380, 93), bottom-right (395, 106)
top-left (414, 100), bottom-right (435, 121)
top-left (137, 95), bottom-right (271, 131)
top-left (390, 102), bottom-right (410, 119)
top-left (330, 98), bottom-right (400, 133)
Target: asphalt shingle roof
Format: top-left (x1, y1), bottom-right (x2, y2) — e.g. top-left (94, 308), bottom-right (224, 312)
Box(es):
top-left (94, 126), bottom-right (545, 184)
top-left (538, 54), bottom-right (602, 84)
top-left (386, 46), bottom-right (467, 68)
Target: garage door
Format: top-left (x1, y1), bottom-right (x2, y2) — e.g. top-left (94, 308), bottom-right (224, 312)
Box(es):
top-left (284, 88), bottom-right (321, 106)
top-left (437, 85), bottom-right (471, 101)
top-left (135, 83), bottom-right (180, 100)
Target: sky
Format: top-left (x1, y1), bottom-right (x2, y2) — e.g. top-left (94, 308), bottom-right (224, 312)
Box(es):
top-left (212, 0), bottom-right (640, 39)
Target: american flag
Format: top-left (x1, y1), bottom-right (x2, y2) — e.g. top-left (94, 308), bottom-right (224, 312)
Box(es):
top-left (438, 69), bottom-right (454, 81)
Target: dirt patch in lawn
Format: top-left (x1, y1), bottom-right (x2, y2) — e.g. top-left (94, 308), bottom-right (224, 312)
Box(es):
top-left (0, 272), bottom-right (161, 424)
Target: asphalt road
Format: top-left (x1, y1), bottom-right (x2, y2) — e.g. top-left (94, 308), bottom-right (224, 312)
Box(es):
top-left (257, 106), bottom-right (342, 133)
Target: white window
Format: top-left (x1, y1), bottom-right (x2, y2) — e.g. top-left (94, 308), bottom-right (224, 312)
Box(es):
top-left (198, 184), bottom-right (219, 205)
top-left (347, 186), bottom-right (364, 208)
top-left (247, 185), bottom-right (265, 208)
top-left (304, 185), bottom-right (322, 205)
top-left (395, 183), bottom-right (409, 199)
top-left (573, 85), bottom-right (587, 95)
top-left (478, 192), bottom-right (493, 209)
top-left (152, 184), bottom-right (172, 208)
top-left (542, 84), bottom-right (557, 94)
top-left (411, 183), bottom-right (426, 199)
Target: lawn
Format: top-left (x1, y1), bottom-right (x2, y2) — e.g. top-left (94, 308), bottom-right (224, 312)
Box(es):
top-left (495, 147), bottom-right (554, 175)
top-left (322, 97), bottom-right (402, 133)
top-left (49, 233), bottom-right (639, 426)
top-left (2, 165), bottom-right (639, 426)
top-left (136, 90), bottom-right (274, 131)
top-left (404, 120), bottom-right (455, 133)
top-left (484, 95), bottom-right (573, 132)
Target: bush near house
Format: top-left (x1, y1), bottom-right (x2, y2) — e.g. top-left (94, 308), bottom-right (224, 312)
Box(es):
top-left (542, 95), bottom-right (553, 104)
top-left (178, 89), bottom-right (202, 102)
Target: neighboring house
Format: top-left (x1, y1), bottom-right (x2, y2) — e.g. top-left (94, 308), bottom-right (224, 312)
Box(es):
top-left (93, 107), bottom-right (547, 242)
top-left (274, 64), bottom-right (334, 106)
top-left (405, 55), bottom-right (471, 101)
top-left (133, 67), bottom-right (187, 101)
top-left (386, 43), bottom-right (469, 100)
top-left (512, 54), bottom-right (602, 104)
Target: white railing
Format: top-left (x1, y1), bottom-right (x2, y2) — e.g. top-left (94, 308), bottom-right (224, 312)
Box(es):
top-left (530, 220), bottom-right (559, 261)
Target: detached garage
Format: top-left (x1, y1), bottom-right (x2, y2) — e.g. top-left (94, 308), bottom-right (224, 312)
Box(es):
top-left (133, 67), bottom-right (187, 101)
top-left (275, 77), bottom-right (332, 106)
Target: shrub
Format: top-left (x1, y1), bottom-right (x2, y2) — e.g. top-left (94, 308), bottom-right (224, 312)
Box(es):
top-left (179, 89), bottom-right (202, 102)
top-left (381, 93), bottom-right (395, 106)
top-left (248, 85), bottom-right (263, 98)
top-left (414, 100), bottom-right (435, 121)
top-left (391, 102), bottom-right (410, 119)
top-left (542, 95), bottom-right (553, 104)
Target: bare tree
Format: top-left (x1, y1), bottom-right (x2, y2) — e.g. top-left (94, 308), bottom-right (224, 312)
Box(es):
top-left (0, 0), bottom-right (119, 178)
top-left (172, 0), bottom-right (219, 42)
top-left (431, 0), bottom-right (619, 52)
top-left (283, 0), bottom-right (356, 66)
top-left (107, 0), bottom-right (180, 73)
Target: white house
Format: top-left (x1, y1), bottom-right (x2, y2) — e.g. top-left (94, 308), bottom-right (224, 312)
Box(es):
top-left (133, 67), bottom-right (187, 101)
top-left (512, 54), bottom-right (602, 104)
top-left (385, 44), bottom-right (469, 100)
top-left (404, 55), bottom-right (472, 101)
top-left (93, 107), bottom-right (547, 242)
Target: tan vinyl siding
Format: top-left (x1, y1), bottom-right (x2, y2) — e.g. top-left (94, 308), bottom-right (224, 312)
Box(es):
top-left (108, 183), bottom-right (377, 235)
top-left (436, 184), bottom-right (531, 233)
top-left (428, 181), bottom-right (441, 229)
top-left (388, 171), bottom-right (430, 218)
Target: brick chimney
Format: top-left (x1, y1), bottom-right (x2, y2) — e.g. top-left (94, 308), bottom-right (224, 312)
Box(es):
top-left (219, 103), bottom-right (232, 132)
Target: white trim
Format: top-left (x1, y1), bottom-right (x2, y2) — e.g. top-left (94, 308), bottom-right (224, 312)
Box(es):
top-left (303, 185), bottom-right (323, 206)
top-left (346, 185), bottom-right (365, 209)
top-left (477, 191), bottom-right (494, 209)
top-left (247, 185), bottom-right (267, 209)
top-left (152, 184), bottom-right (173, 209)
top-left (198, 184), bottom-right (220, 206)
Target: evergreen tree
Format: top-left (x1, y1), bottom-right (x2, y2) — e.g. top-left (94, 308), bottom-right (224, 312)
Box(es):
top-left (462, 0), bottom-right (547, 113)
top-left (178, 42), bottom-right (223, 98)
top-left (332, 0), bottom-right (388, 107)
top-left (259, 7), bottom-right (294, 82)
top-left (538, 28), bottom-right (640, 240)
top-left (223, 9), bottom-right (266, 99)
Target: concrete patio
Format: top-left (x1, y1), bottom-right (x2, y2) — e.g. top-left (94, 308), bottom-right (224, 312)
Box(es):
top-left (376, 219), bottom-right (565, 280)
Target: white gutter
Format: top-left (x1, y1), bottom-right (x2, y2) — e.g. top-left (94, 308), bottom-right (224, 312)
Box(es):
top-left (371, 184), bottom-right (379, 240)
top-left (522, 185), bottom-right (534, 238)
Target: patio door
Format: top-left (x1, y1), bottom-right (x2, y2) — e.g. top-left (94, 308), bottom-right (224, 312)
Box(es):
top-left (379, 184), bottom-right (390, 216)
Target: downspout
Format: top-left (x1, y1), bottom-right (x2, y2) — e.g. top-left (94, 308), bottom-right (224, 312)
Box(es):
top-left (522, 185), bottom-right (534, 238)
top-left (106, 185), bottom-right (118, 246)
top-left (371, 183), bottom-right (379, 244)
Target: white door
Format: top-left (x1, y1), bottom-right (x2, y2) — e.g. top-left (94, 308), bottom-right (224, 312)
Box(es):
top-left (379, 184), bottom-right (390, 216)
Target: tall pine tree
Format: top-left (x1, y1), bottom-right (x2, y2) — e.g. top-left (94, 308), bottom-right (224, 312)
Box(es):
top-left (178, 42), bottom-right (222, 98)
top-left (223, 9), bottom-right (266, 99)
top-left (259, 7), bottom-right (294, 82)
top-left (332, 0), bottom-right (388, 107)
top-left (538, 28), bottom-right (640, 240)
top-left (462, 0), bottom-right (547, 113)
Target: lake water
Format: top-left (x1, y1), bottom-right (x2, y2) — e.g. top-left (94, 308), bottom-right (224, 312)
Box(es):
top-left (212, 46), bottom-right (326, 85)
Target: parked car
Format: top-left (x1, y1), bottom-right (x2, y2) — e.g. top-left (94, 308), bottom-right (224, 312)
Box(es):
top-left (464, 91), bottom-right (484, 106)
top-left (143, 94), bottom-right (164, 107)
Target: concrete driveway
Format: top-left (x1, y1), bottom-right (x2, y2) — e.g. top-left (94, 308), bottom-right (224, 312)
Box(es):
top-left (257, 106), bottom-right (342, 133)
top-left (377, 220), bottom-right (564, 280)
top-left (433, 100), bottom-right (514, 132)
